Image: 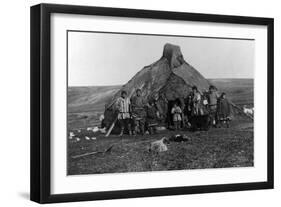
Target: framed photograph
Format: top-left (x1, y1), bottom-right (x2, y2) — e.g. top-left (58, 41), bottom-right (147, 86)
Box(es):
top-left (30, 3), bottom-right (274, 203)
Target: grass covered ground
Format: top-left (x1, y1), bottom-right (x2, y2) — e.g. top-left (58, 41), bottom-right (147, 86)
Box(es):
top-left (67, 118), bottom-right (253, 175)
top-left (67, 79), bottom-right (254, 175)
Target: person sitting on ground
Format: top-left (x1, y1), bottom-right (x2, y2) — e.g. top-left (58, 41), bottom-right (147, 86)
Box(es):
top-left (171, 102), bottom-right (182, 130)
top-left (217, 92), bottom-right (232, 128)
top-left (131, 89), bottom-right (146, 135)
top-left (146, 100), bottom-right (159, 135)
top-left (115, 90), bottom-right (132, 136)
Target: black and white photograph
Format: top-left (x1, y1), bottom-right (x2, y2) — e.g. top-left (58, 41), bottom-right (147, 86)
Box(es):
top-left (0, 0), bottom-right (278, 205)
top-left (28, 3), bottom-right (274, 204)
top-left (67, 31), bottom-right (255, 175)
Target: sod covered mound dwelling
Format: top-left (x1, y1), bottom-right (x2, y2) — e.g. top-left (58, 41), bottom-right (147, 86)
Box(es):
top-left (103, 43), bottom-right (211, 129)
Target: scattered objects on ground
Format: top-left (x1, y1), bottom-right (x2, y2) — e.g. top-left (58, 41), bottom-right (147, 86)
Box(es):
top-left (92, 127), bottom-right (99, 132)
top-left (100, 127), bottom-right (106, 134)
top-left (156, 126), bottom-right (166, 131)
top-left (169, 134), bottom-right (190, 142)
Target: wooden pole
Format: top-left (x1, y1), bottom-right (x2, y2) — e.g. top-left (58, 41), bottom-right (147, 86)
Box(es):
top-left (105, 116), bottom-right (118, 137)
top-left (71, 151), bottom-right (100, 159)
top-left (230, 101), bottom-right (254, 120)
top-left (71, 145), bottom-right (114, 159)
top-left (105, 89), bottom-right (135, 137)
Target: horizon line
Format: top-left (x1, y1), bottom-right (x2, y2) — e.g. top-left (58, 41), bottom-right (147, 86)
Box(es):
top-left (68, 78), bottom-right (254, 87)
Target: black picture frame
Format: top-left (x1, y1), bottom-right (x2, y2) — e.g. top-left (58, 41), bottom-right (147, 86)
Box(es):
top-left (30, 3), bottom-right (274, 204)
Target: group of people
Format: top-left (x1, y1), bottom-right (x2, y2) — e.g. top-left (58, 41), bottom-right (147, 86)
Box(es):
top-left (115, 89), bottom-right (160, 136)
top-left (115, 85), bottom-right (232, 136)
top-left (184, 85), bottom-right (232, 129)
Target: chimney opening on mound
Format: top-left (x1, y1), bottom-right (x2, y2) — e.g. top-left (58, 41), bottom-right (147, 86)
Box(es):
top-left (162, 43), bottom-right (185, 68)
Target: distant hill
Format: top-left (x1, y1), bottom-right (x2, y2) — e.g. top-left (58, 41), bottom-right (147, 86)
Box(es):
top-left (209, 79), bottom-right (254, 107)
top-left (68, 79), bottom-right (254, 113)
top-left (68, 79), bottom-right (253, 114)
top-left (68, 85), bottom-right (121, 113)
top-left (67, 79), bottom-right (253, 129)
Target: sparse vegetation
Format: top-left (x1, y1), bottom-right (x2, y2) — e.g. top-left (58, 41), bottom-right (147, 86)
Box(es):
top-left (67, 118), bottom-right (253, 175)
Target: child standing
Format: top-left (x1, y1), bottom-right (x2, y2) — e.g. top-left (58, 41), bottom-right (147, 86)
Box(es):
top-left (217, 92), bottom-right (232, 128)
top-left (171, 102), bottom-right (182, 130)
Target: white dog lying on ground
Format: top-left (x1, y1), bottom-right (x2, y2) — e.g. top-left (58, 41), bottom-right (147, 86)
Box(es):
top-left (149, 137), bottom-right (169, 153)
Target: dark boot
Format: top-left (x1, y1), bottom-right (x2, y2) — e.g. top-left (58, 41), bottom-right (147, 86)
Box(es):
top-left (119, 128), bottom-right (124, 136)
top-left (140, 124), bottom-right (145, 135)
top-left (128, 124), bottom-right (132, 136)
top-left (133, 125), bottom-right (138, 135)
top-left (153, 127), bottom-right (157, 134)
top-left (149, 127), bottom-right (154, 135)
top-left (175, 122), bottom-right (178, 131)
top-left (226, 120), bottom-right (230, 128)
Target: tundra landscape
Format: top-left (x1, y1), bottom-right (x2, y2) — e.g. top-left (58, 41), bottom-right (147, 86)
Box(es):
top-left (67, 79), bottom-right (254, 175)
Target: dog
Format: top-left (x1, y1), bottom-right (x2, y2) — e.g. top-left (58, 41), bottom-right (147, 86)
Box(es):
top-left (243, 105), bottom-right (254, 116)
top-left (148, 137), bottom-right (170, 153)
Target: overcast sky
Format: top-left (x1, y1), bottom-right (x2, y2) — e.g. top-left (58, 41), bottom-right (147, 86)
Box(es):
top-left (68, 31), bottom-right (254, 86)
